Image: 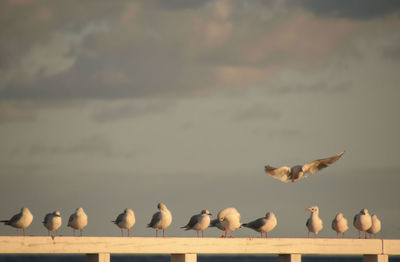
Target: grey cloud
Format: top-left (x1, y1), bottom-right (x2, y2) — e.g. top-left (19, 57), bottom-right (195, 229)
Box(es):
top-left (28, 134), bottom-right (113, 157)
top-left (268, 81), bottom-right (352, 95)
top-left (233, 104), bottom-right (281, 122)
top-left (298, 0), bottom-right (400, 19)
top-left (92, 100), bottom-right (173, 123)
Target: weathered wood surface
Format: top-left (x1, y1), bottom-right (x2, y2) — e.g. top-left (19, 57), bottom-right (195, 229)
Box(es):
top-left (382, 239), bottom-right (400, 255)
top-left (0, 237), bottom-right (395, 255)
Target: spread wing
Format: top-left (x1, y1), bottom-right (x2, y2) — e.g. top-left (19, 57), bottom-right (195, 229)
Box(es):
top-left (265, 165), bottom-right (291, 183)
top-left (302, 151), bottom-right (345, 175)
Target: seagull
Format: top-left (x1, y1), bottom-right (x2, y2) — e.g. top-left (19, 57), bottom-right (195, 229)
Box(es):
top-left (331, 213), bottom-right (348, 238)
top-left (181, 209), bottom-right (212, 237)
top-left (43, 211), bottom-right (62, 237)
top-left (367, 214), bottom-right (381, 238)
top-left (1, 207), bottom-right (33, 236)
top-left (217, 207), bottom-right (241, 238)
top-left (306, 206), bottom-right (323, 238)
top-left (242, 211), bottom-right (277, 238)
top-left (265, 151), bottom-right (345, 183)
top-left (209, 218), bottom-right (225, 237)
top-left (112, 208), bottom-right (136, 237)
top-left (353, 209), bottom-right (372, 239)
top-left (67, 207), bottom-right (88, 236)
top-left (147, 203), bottom-right (172, 237)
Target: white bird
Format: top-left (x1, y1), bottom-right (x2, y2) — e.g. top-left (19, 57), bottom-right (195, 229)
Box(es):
top-left (43, 211), bottom-right (62, 236)
top-left (1, 207), bottom-right (33, 236)
top-left (353, 209), bottom-right (372, 239)
top-left (67, 207), bottom-right (88, 236)
top-left (265, 151), bottom-right (345, 183)
top-left (331, 213), bottom-right (348, 238)
top-left (306, 206), bottom-right (323, 238)
top-left (147, 203), bottom-right (172, 237)
top-left (209, 218), bottom-right (225, 237)
top-left (367, 214), bottom-right (381, 238)
top-left (112, 208), bottom-right (136, 237)
top-left (217, 207), bottom-right (241, 238)
top-left (181, 209), bottom-right (212, 237)
top-left (243, 211), bottom-right (277, 238)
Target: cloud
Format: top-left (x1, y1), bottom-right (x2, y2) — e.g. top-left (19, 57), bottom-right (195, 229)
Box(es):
top-left (91, 99), bottom-right (173, 123)
top-left (298, 0), bottom-right (400, 19)
top-left (233, 104), bottom-right (281, 122)
top-left (28, 134), bottom-right (114, 156)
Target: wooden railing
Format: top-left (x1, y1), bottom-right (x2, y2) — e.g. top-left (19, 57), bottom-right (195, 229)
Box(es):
top-left (0, 237), bottom-right (399, 262)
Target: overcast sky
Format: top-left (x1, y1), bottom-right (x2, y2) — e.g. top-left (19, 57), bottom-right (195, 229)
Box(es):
top-left (1, 0), bottom-right (400, 239)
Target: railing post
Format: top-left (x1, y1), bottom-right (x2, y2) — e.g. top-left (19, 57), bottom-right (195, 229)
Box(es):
top-left (171, 253), bottom-right (197, 262)
top-left (278, 254), bottom-right (301, 262)
top-left (363, 255), bottom-right (388, 262)
top-left (86, 253), bottom-right (111, 262)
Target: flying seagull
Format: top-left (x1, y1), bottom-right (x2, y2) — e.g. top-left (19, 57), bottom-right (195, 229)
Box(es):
top-left (265, 151), bottom-right (345, 183)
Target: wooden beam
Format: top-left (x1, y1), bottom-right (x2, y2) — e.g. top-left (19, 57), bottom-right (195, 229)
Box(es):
top-left (278, 254), bottom-right (301, 262)
top-left (363, 255), bottom-right (388, 262)
top-left (0, 237), bottom-right (391, 255)
top-left (86, 253), bottom-right (110, 262)
top-left (171, 253), bottom-right (197, 262)
top-left (383, 239), bottom-right (400, 255)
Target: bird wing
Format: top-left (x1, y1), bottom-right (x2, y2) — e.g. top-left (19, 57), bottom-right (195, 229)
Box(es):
top-left (147, 211), bottom-right (162, 228)
top-left (113, 213), bottom-right (124, 224)
top-left (182, 214), bottom-right (200, 230)
top-left (43, 213), bottom-right (52, 224)
top-left (8, 213), bottom-right (22, 225)
top-left (265, 165), bottom-right (291, 183)
top-left (302, 151), bottom-right (345, 176)
top-left (243, 218), bottom-right (265, 230)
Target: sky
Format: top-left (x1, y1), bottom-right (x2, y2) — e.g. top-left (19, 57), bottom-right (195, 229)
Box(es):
top-left (0, 0), bottom-right (400, 239)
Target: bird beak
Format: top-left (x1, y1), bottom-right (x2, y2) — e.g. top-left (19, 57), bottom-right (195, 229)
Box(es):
top-left (305, 208), bottom-right (312, 211)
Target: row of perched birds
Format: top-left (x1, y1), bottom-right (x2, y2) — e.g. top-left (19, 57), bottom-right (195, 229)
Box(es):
top-left (0, 204), bottom-right (381, 239)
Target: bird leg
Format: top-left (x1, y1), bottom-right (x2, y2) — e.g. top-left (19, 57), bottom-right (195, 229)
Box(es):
top-left (308, 231), bottom-right (310, 238)
top-left (23, 228), bottom-right (26, 237)
top-left (260, 232), bottom-right (263, 238)
top-left (358, 230), bottom-right (361, 239)
top-left (121, 229), bottom-right (124, 237)
top-left (229, 230), bottom-right (234, 238)
top-left (48, 230), bottom-right (50, 236)
top-left (342, 232), bottom-right (344, 238)
top-left (73, 229), bottom-right (76, 236)
top-left (163, 229), bottom-right (166, 237)
top-left (196, 230), bottom-right (199, 238)
top-left (337, 232), bottom-right (339, 238)
top-left (266, 232), bottom-right (268, 239)
top-left (364, 232), bottom-right (367, 239)
top-left (222, 229), bottom-right (227, 238)
top-left (156, 229), bottom-right (158, 237)
top-left (17, 229), bottom-right (20, 236)
top-left (128, 228), bottom-right (130, 237)
top-left (202, 230), bottom-right (204, 238)
top-left (80, 229), bottom-right (83, 236)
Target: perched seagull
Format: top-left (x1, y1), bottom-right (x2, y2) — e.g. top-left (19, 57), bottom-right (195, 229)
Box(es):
top-left (112, 208), bottom-right (136, 237)
top-left (209, 218), bottom-right (225, 237)
top-left (43, 211), bottom-right (62, 236)
top-left (217, 207), bottom-right (241, 238)
top-left (1, 207), bottom-right (33, 236)
top-left (331, 213), bottom-right (348, 238)
top-left (147, 203), bottom-right (172, 237)
top-left (181, 209), bottom-right (212, 237)
top-left (353, 209), bottom-right (372, 239)
top-left (67, 207), bottom-right (88, 236)
top-left (367, 214), bottom-right (381, 238)
top-left (306, 206), bottom-right (323, 238)
top-left (242, 212), bottom-right (277, 238)
top-left (265, 151), bottom-right (345, 183)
